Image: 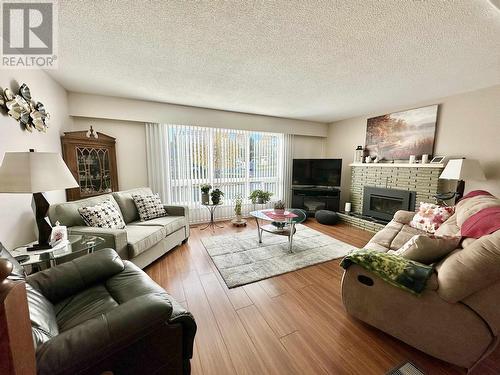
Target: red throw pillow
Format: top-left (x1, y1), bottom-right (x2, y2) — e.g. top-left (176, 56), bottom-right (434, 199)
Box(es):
top-left (461, 206), bottom-right (500, 238)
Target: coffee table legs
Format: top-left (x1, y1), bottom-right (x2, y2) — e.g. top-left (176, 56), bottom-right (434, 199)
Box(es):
top-left (288, 222), bottom-right (295, 252)
top-left (254, 218), bottom-right (295, 252)
top-left (254, 217), bottom-right (263, 243)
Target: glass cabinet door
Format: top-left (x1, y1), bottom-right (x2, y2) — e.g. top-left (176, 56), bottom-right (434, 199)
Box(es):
top-left (76, 147), bottom-right (113, 197)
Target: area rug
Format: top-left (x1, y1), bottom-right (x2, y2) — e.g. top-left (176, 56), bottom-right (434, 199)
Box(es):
top-left (201, 224), bottom-right (358, 288)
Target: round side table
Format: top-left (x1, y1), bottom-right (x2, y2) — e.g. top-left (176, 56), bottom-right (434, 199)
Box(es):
top-left (200, 203), bottom-right (224, 231)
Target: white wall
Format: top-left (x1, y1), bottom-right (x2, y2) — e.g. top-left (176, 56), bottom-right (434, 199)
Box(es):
top-left (72, 118), bottom-right (148, 190)
top-left (327, 85), bottom-right (500, 206)
top-left (0, 70), bottom-right (72, 249)
top-left (68, 93), bottom-right (328, 137)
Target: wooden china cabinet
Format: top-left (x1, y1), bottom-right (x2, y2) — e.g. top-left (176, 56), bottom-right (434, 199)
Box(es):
top-left (61, 128), bottom-right (119, 201)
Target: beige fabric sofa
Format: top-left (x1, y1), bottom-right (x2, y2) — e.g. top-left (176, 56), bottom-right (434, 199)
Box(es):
top-left (48, 187), bottom-right (189, 269)
top-left (341, 194), bottom-right (500, 371)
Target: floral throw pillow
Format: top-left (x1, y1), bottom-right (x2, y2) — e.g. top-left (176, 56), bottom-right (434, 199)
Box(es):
top-left (132, 193), bottom-right (167, 221)
top-left (410, 202), bottom-right (454, 234)
top-left (78, 199), bottom-right (126, 229)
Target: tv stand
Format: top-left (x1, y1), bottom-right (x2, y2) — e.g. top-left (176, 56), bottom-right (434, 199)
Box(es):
top-left (292, 187), bottom-right (340, 217)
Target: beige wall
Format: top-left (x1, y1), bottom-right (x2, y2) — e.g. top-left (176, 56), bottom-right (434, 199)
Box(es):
top-left (293, 136), bottom-right (325, 159)
top-left (327, 85), bottom-right (500, 207)
top-left (68, 93), bottom-right (328, 137)
top-left (72, 118), bottom-right (148, 190)
top-left (0, 70), bottom-right (73, 249)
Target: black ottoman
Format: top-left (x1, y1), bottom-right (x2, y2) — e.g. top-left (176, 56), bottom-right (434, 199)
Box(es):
top-left (315, 210), bottom-right (339, 225)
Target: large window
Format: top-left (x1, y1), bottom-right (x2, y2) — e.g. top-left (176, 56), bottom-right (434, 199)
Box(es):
top-left (165, 124), bottom-right (284, 208)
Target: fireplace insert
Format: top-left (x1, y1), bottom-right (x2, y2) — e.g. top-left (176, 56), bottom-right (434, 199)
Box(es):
top-left (362, 186), bottom-right (416, 222)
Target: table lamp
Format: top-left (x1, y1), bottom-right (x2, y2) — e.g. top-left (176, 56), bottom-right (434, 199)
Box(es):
top-left (0, 150), bottom-right (79, 250)
top-left (438, 158), bottom-right (486, 202)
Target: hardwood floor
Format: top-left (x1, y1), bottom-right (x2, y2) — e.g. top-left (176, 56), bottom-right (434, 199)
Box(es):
top-left (145, 219), bottom-right (499, 375)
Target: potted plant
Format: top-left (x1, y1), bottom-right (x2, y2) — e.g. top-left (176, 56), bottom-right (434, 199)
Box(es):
top-left (249, 189), bottom-right (273, 204)
top-left (273, 200), bottom-right (286, 215)
top-left (200, 184), bottom-right (211, 205)
top-left (211, 188), bottom-right (224, 205)
top-left (234, 195), bottom-right (243, 222)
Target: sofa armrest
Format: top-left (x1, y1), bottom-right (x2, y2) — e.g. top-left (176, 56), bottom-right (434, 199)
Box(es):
top-left (393, 210), bottom-right (415, 225)
top-left (164, 205), bottom-right (189, 218)
top-left (169, 298), bottom-right (197, 360)
top-left (68, 226), bottom-right (128, 260)
top-left (35, 293), bottom-right (173, 375)
top-left (27, 249), bottom-right (124, 303)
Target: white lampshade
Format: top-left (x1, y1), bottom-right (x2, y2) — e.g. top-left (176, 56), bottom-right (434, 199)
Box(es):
top-left (439, 159), bottom-right (486, 181)
top-left (0, 152), bottom-right (79, 193)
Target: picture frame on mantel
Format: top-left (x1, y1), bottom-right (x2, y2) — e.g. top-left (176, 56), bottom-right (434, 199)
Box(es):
top-left (365, 104), bottom-right (439, 161)
top-left (60, 129), bottom-right (119, 201)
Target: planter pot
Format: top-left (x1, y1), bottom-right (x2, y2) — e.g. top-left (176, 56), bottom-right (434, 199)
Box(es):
top-left (212, 198), bottom-right (220, 205)
top-left (201, 193), bottom-right (210, 205)
top-left (274, 209), bottom-right (285, 215)
top-left (236, 214), bottom-right (242, 222)
top-left (257, 198), bottom-right (264, 204)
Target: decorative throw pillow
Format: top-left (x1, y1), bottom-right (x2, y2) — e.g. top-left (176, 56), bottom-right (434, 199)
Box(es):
top-left (78, 199), bottom-right (126, 229)
top-left (388, 234), bottom-right (461, 264)
top-left (410, 202), bottom-right (454, 234)
top-left (132, 193), bottom-right (167, 221)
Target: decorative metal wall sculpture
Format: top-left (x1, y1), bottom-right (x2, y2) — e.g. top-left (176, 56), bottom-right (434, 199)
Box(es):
top-left (0, 83), bottom-right (50, 132)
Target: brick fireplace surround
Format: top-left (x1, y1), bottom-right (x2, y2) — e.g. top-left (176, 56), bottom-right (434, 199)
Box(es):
top-left (338, 162), bottom-right (446, 232)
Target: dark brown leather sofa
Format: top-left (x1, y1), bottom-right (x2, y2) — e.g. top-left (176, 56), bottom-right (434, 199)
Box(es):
top-left (4, 246), bottom-right (196, 375)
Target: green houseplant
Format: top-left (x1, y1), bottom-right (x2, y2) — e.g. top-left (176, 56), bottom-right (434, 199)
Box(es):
top-left (200, 184), bottom-right (211, 204)
top-left (210, 188), bottom-right (224, 205)
top-left (249, 189), bottom-right (273, 204)
top-left (234, 195), bottom-right (243, 222)
top-left (273, 200), bottom-right (286, 214)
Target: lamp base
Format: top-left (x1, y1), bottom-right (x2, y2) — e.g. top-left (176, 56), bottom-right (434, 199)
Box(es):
top-left (31, 192), bottom-right (53, 250)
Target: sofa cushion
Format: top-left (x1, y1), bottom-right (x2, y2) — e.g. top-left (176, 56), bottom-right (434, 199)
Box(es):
top-left (132, 193), bottom-right (167, 221)
top-left (410, 202), bottom-right (455, 234)
top-left (130, 216), bottom-right (187, 235)
top-left (112, 187), bottom-right (153, 224)
top-left (47, 194), bottom-right (116, 227)
top-left (437, 231), bottom-right (500, 302)
top-left (389, 234), bottom-right (461, 264)
top-left (126, 225), bottom-right (166, 258)
top-left (390, 224), bottom-right (425, 250)
top-left (26, 283), bottom-right (59, 349)
top-left (55, 284), bottom-right (119, 332)
top-left (78, 198), bottom-right (126, 229)
top-left (106, 260), bottom-right (170, 304)
top-left (367, 220), bottom-right (403, 251)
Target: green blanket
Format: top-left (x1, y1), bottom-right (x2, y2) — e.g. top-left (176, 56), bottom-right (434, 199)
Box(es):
top-left (340, 249), bottom-right (434, 295)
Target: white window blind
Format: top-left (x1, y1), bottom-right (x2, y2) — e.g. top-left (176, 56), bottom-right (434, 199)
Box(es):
top-left (163, 124), bottom-right (285, 223)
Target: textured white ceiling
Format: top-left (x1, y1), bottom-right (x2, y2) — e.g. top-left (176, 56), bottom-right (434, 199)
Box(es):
top-left (48, 1), bottom-right (500, 123)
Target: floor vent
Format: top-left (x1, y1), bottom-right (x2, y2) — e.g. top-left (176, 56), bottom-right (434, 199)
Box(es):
top-left (386, 361), bottom-right (425, 375)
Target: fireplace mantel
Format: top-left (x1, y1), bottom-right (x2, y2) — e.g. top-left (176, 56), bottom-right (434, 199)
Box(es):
top-left (349, 162), bottom-right (444, 168)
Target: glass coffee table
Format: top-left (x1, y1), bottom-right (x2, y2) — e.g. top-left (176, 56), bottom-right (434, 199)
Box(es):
top-left (249, 209), bottom-right (299, 252)
top-left (11, 234), bottom-right (105, 273)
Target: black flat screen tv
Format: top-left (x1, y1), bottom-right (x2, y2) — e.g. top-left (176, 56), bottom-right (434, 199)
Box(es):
top-left (292, 159), bottom-right (342, 187)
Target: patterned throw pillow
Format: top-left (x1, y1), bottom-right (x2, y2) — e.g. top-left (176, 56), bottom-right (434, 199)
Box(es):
top-left (78, 199), bottom-right (126, 229)
top-left (409, 202), bottom-right (454, 234)
top-left (132, 193), bottom-right (167, 221)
